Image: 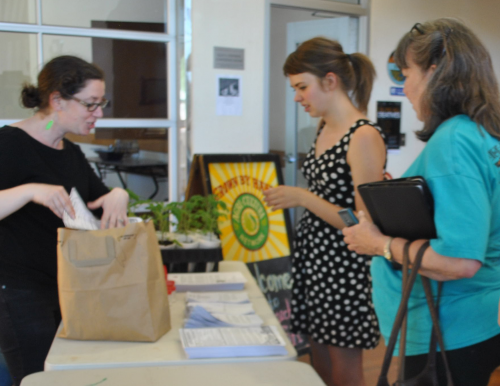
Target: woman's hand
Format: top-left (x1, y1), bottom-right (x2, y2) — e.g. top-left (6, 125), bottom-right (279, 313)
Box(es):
top-left (263, 186), bottom-right (307, 210)
top-left (87, 188), bottom-right (129, 229)
top-left (342, 211), bottom-right (387, 256)
top-left (31, 183), bottom-right (75, 219)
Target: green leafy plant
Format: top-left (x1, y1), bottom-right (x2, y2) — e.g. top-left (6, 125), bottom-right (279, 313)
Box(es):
top-left (125, 189), bottom-right (151, 218)
top-left (170, 198), bottom-right (198, 236)
top-left (147, 201), bottom-right (178, 243)
top-left (196, 195), bottom-right (228, 239)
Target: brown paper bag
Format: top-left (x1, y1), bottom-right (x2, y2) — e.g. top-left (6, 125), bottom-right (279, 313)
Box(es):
top-left (57, 221), bottom-right (171, 342)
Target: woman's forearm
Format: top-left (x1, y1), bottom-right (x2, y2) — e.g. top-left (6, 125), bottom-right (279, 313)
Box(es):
top-left (300, 189), bottom-right (346, 230)
top-left (0, 185), bottom-right (34, 220)
top-left (389, 238), bottom-right (482, 281)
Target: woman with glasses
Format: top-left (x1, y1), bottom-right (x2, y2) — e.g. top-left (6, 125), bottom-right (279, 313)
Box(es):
top-left (343, 18), bottom-right (500, 385)
top-left (0, 55), bottom-right (128, 385)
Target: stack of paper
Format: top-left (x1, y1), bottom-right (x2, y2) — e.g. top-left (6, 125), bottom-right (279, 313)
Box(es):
top-left (187, 302), bottom-right (254, 314)
top-left (179, 326), bottom-right (288, 358)
top-left (168, 272), bottom-right (247, 292)
top-left (186, 291), bottom-right (250, 304)
top-left (185, 306), bottom-right (263, 328)
top-left (184, 291), bottom-right (262, 328)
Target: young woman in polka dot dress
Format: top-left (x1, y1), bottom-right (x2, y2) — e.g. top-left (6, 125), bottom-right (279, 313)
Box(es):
top-left (264, 37), bottom-right (386, 386)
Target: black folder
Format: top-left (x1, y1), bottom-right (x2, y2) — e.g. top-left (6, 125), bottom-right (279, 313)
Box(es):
top-left (358, 176), bottom-right (437, 241)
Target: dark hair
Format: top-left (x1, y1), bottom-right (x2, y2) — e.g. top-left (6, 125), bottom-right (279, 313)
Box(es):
top-left (394, 18), bottom-right (500, 141)
top-left (21, 55), bottom-right (104, 111)
top-left (283, 37), bottom-right (376, 114)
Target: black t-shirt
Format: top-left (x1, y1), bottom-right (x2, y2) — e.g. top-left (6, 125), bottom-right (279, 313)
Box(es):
top-left (0, 126), bottom-right (109, 290)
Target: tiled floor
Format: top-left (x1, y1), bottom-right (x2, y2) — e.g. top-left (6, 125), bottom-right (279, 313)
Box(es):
top-left (298, 341), bottom-right (500, 385)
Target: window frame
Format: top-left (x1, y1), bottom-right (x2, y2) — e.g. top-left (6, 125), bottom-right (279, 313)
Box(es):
top-left (0, 0), bottom-right (179, 201)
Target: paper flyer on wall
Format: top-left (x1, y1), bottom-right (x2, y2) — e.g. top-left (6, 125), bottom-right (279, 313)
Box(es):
top-left (216, 75), bottom-right (242, 116)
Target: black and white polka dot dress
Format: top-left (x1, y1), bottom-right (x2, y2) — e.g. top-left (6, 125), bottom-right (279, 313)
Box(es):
top-left (290, 119), bottom-right (382, 349)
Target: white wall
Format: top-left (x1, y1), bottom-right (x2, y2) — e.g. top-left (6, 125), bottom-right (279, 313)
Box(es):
top-left (190, 0), bottom-right (500, 178)
top-left (368, 0), bottom-right (500, 177)
top-left (191, 0), bottom-right (267, 154)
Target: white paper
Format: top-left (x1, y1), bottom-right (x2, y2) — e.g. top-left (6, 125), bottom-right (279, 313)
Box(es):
top-left (179, 326), bottom-right (287, 358)
top-left (186, 291), bottom-right (250, 304)
top-left (211, 312), bottom-right (262, 327)
top-left (184, 306), bottom-right (262, 328)
top-left (168, 272), bottom-right (247, 292)
top-left (216, 75), bottom-right (242, 116)
top-left (169, 272), bottom-right (247, 285)
top-left (63, 188), bottom-right (101, 230)
top-left (186, 302), bottom-right (254, 315)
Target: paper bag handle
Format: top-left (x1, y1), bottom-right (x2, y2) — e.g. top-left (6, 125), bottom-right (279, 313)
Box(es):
top-left (67, 236), bottom-right (116, 267)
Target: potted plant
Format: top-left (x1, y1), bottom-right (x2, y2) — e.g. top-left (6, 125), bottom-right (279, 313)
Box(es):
top-left (194, 195), bottom-right (227, 248)
top-left (147, 201), bottom-right (178, 249)
top-left (170, 199), bottom-right (199, 249)
top-left (126, 189), bottom-right (151, 220)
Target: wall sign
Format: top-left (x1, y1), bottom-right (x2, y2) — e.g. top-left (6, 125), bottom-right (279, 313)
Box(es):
top-left (204, 155), bottom-right (291, 261)
top-left (216, 75), bottom-right (242, 116)
top-left (377, 101), bottom-right (402, 149)
top-left (214, 46), bottom-right (245, 70)
top-left (387, 51), bottom-right (405, 85)
top-left (390, 87), bottom-right (405, 97)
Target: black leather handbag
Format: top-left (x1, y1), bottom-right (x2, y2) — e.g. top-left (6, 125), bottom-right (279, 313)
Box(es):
top-left (358, 177), bottom-right (437, 241)
top-left (376, 241), bottom-right (454, 386)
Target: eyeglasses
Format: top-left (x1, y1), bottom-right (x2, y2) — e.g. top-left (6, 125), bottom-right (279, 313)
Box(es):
top-left (70, 96), bottom-right (110, 112)
top-left (409, 22), bottom-right (450, 57)
top-left (410, 22), bottom-right (424, 35)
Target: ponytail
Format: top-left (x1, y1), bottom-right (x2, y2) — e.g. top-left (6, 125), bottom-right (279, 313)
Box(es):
top-left (348, 53), bottom-right (375, 114)
top-left (283, 37), bottom-right (376, 114)
top-left (21, 84), bottom-right (42, 109)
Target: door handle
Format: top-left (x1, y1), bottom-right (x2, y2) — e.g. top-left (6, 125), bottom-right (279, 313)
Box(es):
top-left (286, 153), bottom-right (296, 163)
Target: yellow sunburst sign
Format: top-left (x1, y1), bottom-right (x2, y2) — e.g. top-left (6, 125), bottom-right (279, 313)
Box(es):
top-left (209, 161), bottom-right (291, 262)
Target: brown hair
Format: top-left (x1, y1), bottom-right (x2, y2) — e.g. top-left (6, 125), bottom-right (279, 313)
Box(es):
top-left (394, 18), bottom-right (500, 141)
top-left (283, 37), bottom-right (376, 114)
top-left (21, 55), bottom-right (104, 111)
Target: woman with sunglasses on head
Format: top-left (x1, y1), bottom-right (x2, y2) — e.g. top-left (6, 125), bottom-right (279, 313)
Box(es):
top-left (343, 19), bottom-right (500, 386)
top-left (264, 37), bottom-right (386, 386)
top-left (0, 55), bottom-right (129, 385)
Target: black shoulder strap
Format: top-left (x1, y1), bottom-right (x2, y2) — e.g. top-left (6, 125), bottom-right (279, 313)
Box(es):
top-left (377, 241), bottom-right (454, 386)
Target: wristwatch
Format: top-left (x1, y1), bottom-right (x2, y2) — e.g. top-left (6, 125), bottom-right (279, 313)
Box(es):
top-left (383, 237), bottom-right (394, 262)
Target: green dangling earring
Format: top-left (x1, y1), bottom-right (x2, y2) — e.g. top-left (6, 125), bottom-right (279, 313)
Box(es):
top-left (45, 120), bottom-right (54, 130)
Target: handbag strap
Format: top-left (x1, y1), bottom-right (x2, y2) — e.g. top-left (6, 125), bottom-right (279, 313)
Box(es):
top-left (378, 240), bottom-right (455, 386)
top-left (398, 246), bottom-right (454, 386)
top-left (420, 277), bottom-right (454, 385)
top-left (396, 241), bottom-right (412, 381)
top-left (376, 241), bottom-right (429, 386)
